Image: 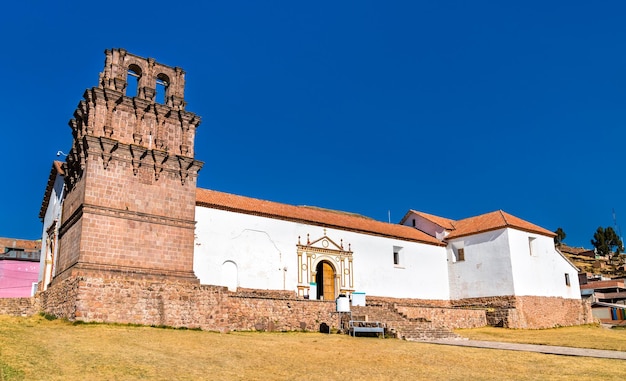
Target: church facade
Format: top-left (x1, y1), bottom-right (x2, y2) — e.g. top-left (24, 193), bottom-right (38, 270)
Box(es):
top-left (194, 190), bottom-right (582, 304)
top-left (36, 49), bottom-right (592, 333)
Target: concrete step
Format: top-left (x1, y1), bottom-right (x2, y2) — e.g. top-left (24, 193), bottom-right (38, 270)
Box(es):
top-left (349, 304), bottom-right (459, 341)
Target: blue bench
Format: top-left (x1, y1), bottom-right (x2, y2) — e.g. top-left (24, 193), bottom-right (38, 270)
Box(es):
top-left (349, 320), bottom-right (385, 338)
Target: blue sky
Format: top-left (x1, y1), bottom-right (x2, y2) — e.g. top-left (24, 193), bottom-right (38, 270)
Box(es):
top-left (1, 1), bottom-right (624, 248)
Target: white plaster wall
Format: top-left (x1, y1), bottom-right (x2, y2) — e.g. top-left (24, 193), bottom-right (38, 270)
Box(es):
top-left (38, 174), bottom-right (64, 284)
top-left (507, 229), bottom-right (581, 299)
top-left (401, 212), bottom-right (444, 238)
top-left (194, 206), bottom-right (450, 300)
top-left (447, 229), bottom-right (515, 299)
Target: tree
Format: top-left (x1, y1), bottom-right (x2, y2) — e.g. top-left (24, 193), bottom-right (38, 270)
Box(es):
top-left (590, 226), bottom-right (624, 257)
top-left (554, 227), bottom-right (566, 246)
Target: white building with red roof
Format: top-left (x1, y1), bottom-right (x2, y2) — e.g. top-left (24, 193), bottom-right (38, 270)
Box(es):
top-left (402, 210), bottom-right (581, 300)
top-left (194, 188), bottom-right (581, 305)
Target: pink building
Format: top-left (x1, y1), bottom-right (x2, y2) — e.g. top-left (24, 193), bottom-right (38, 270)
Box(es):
top-left (0, 238), bottom-right (41, 298)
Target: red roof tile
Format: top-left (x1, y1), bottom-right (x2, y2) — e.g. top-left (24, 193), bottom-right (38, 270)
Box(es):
top-left (446, 210), bottom-right (555, 239)
top-left (402, 209), bottom-right (456, 230)
top-left (196, 188), bottom-right (445, 246)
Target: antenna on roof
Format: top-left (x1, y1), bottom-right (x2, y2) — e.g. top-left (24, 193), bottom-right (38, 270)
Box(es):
top-left (613, 208), bottom-right (623, 245)
top-left (388, 210), bottom-right (391, 224)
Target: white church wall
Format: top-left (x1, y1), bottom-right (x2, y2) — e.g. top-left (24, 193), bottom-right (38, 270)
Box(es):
top-left (401, 212), bottom-right (445, 238)
top-left (194, 206), bottom-right (450, 300)
top-left (350, 234), bottom-right (449, 299)
top-left (194, 207), bottom-right (296, 291)
top-left (507, 229), bottom-right (581, 299)
top-left (447, 228), bottom-right (515, 299)
top-left (38, 174), bottom-right (65, 287)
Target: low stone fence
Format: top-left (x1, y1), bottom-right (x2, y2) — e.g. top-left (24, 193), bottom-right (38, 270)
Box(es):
top-left (0, 297), bottom-right (38, 316)
top-left (395, 305), bottom-right (487, 329)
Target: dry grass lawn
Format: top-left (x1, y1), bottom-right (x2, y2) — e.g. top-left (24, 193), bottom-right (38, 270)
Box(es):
top-left (456, 324), bottom-right (626, 351)
top-left (1, 315), bottom-right (625, 380)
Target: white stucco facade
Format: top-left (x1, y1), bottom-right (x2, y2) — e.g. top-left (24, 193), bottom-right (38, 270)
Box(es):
top-left (194, 206), bottom-right (451, 300)
top-left (446, 228), bottom-right (580, 300)
top-left (447, 229), bottom-right (516, 299)
top-left (507, 229), bottom-right (580, 299)
top-left (38, 165), bottom-right (64, 290)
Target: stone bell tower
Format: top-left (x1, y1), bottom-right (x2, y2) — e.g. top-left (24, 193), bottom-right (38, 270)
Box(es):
top-left (55, 49), bottom-right (203, 283)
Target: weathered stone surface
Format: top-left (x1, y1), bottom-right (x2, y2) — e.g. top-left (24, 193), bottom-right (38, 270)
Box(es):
top-left (0, 297), bottom-right (38, 316)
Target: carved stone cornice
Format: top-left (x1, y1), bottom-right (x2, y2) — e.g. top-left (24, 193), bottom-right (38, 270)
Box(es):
top-left (99, 137), bottom-right (118, 169)
top-left (130, 144), bottom-right (148, 175)
top-left (83, 203), bottom-right (197, 230)
top-left (152, 149), bottom-right (168, 180)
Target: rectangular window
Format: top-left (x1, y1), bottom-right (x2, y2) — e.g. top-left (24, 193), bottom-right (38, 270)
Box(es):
top-left (412, 218), bottom-right (416, 227)
top-left (528, 237), bottom-right (536, 256)
top-left (457, 248), bottom-right (465, 262)
top-left (565, 273), bottom-right (570, 286)
top-left (393, 246), bottom-right (402, 266)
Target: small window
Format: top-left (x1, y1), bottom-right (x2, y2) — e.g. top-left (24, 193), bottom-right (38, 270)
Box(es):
top-left (393, 246), bottom-right (402, 266)
top-left (528, 237), bottom-right (536, 256)
top-left (565, 273), bottom-right (570, 286)
top-left (412, 218), bottom-right (416, 227)
top-left (457, 248), bottom-right (465, 262)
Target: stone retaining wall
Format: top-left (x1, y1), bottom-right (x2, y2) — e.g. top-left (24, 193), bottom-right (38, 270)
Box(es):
top-left (455, 295), bottom-right (594, 328)
top-left (0, 297), bottom-right (38, 316)
top-left (40, 275), bottom-right (229, 331)
top-left (395, 305), bottom-right (487, 328)
top-left (2, 278), bottom-right (594, 331)
top-left (508, 296), bottom-right (594, 328)
top-left (36, 276), bottom-right (339, 332)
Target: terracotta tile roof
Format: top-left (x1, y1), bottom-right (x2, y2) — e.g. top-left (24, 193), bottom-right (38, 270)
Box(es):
top-left (196, 188), bottom-right (445, 246)
top-left (446, 210), bottom-right (556, 239)
top-left (580, 279), bottom-right (625, 290)
top-left (39, 161), bottom-right (65, 220)
top-left (402, 209), bottom-right (456, 230)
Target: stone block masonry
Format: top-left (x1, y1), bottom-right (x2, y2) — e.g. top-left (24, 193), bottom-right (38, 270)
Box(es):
top-left (38, 276), bottom-right (337, 332)
top-left (452, 295), bottom-right (594, 328)
top-left (55, 49), bottom-right (202, 285)
top-left (0, 297), bottom-right (39, 317)
top-left (0, 282), bottom-right (594, 332)
top-left (33, 277), bottom-right (595, 332)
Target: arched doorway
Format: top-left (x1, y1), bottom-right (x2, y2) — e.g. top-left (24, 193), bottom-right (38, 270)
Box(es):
top-left (315, 261), bottom-right (336, 300)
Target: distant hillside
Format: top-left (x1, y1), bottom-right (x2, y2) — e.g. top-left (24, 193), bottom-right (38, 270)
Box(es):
top-left (558, 244), bottom-right (626, 279)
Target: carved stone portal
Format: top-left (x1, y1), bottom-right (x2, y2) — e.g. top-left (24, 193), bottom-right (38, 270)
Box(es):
top-left (296, 231), bottom-right (354, 300)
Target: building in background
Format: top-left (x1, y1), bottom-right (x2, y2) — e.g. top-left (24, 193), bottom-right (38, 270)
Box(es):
top-left (0, 238), bottom-right (41, 298)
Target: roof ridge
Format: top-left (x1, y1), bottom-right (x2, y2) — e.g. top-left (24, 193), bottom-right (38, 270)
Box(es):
top-left (498, 209), bottom-right (509, 226)
top-left (196, 188), bottom-right (445, 246)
